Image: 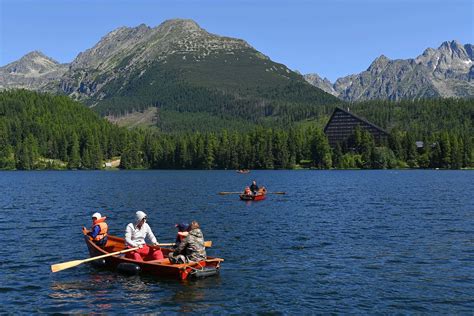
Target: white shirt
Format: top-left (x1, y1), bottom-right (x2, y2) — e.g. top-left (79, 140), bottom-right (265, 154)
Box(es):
top-left (125, 222), bottom-right (158, 247)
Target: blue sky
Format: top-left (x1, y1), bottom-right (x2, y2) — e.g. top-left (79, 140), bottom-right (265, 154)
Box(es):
top-left (0, 0), bottom-right (472, 81)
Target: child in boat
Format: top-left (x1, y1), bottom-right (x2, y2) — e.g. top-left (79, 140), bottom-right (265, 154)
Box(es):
top-left (169, 221), bottom-right (206, 264)
top-left (173, 222), bottom-right (189, 250)
top-left (85, 212), bottom-right (108, 247)
top-left (124, 211), bottom-right (164, 261)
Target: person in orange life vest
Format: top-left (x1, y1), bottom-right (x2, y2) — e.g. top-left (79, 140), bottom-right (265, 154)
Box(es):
top-left (125, 211), bottom-right (164, 261)
top-left (244, 186), bottom-right (252, 196)
top-left (86, 212), bottom-right (108, 247)
top-left (173, 222), bottom-right (189, 251)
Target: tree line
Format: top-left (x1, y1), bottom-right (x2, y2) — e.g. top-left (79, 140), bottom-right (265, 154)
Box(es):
top-left (0, 90), bottom-right (472, 170)
top-left (119, 125), bottom-right (473, 170)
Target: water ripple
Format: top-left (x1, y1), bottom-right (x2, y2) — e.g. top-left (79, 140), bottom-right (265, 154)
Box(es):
top-left (0, 170), bottom-right (472, 314)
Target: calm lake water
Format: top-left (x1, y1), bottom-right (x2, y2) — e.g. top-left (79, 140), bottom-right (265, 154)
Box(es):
top-left (0, 170), bottom-right (473, 314)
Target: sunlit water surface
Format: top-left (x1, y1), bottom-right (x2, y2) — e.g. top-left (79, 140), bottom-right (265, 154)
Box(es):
top-left (0, 170), bottom-right (472, 314)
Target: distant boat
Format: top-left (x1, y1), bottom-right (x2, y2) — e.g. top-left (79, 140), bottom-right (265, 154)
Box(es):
top-left (236, 169), bottom-right (250, 174)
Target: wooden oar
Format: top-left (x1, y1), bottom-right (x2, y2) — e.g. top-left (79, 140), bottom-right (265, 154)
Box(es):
top-left (218, 191), bottom-right (242, 195)
top-left (220, 191), bottom-right (286, 195)
top-left (155, 241), bottom-right (213, 247)
top-left (51, 247), bottom-right (139, 273)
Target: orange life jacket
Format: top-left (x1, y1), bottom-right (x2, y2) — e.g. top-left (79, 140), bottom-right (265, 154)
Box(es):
top-left (92, 217), bottom-right (108, 241)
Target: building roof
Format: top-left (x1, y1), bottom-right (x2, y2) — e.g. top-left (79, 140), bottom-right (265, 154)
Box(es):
top-left (324, 107), bottom-right (389, 135)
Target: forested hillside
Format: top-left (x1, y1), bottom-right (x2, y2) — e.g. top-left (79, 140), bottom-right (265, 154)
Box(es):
top-left (0, 90), bottom-right (127, 169)
top-left (0, 90), bottom-right (472, 170)
top-left (91, 55), bottom-right (340, 131)
top-left (346, 99), bottom-right (474, 135)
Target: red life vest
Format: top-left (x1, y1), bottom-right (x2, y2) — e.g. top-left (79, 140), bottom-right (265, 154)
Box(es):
top-left (92, 217), bottom-right (108, 241)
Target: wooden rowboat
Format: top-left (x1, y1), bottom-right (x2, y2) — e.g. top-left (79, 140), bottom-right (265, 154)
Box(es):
top-left (239, 187), bottom-right (267, 201)
top-left (239, 193), bottom-right (266, 201)
top-left (83, 231), bottom-right (224, 280)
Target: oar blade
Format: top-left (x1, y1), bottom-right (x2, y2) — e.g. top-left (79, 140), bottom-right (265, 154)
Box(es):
top-left (51, 259), bottom-right (83, 273)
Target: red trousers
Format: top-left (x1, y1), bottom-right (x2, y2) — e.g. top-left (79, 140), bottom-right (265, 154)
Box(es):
top-left (126, 245), bottom-right (164, 261)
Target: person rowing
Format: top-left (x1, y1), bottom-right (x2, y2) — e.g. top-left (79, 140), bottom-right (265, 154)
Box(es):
top-left (249, 180), bottom-right (259, 195)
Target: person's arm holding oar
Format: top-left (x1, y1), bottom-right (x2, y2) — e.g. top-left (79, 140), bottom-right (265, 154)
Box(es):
top-left (154, 241), bottom-right (212, 247)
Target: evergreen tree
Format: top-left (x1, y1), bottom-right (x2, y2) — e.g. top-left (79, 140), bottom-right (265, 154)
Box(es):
top-left (68, 132), bottom-right (81, 169)
top-left (439, 132), bottom-right (451, 168)
top-left (310, 130), bottom-right (332, 169)
top-left (16, 134), bottom-right (39, 170)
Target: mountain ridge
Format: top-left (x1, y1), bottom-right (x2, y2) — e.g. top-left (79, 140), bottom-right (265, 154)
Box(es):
top-left (1, 22), bottom-right (472, 128)
top-left (304, 40), bottom-right (474, 101)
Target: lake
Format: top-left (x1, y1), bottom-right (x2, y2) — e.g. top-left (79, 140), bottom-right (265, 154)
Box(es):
top-left (0, 170), bottom-right (473, 314)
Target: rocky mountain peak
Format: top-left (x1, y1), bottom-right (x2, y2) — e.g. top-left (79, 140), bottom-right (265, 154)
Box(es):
top-left (370, 54), bottom-right (390, 66)
top-left (2, 50), bottom-right (61, 75)
top-left (305, 40), bottom-right (474, 101)
top-left (0, 51), bottom-right (67, 90)
top-left (367, 54), bottom-right (390, 74)
top-left (156, 18), bottom-right (203, 33)
top-left (439, 40), bottom-right (463, 51)
top-left (23, 50), bottom-right (51, 60)
top-left (303, 73), bottom-right (336, 96)
top-left (438, 40), bottom-right (471, 60)
top-left (68, 18), bottom-right (252, 73)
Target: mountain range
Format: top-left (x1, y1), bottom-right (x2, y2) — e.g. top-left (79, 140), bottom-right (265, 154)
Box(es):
top-left (0, 19), bottom-right (472, 130)
top-left (1, 19), bottom-right (339, 130)
top-left (304, 40), bottom-right (474, 101)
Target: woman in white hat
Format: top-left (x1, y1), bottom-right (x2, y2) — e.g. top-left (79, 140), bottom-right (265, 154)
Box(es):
top-left (124, 211), bottom-right (164, 261)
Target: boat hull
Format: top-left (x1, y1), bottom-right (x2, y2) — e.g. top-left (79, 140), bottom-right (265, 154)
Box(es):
top-left (239, 194), bottom-right (266, 201)
top-left (83, 233), bottom-right (223, 280)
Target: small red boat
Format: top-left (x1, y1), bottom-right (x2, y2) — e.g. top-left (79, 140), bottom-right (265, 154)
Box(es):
top-left (83, 231), bottom-right (223, 280)
top-left (240, 187), bottom-right (267, 201)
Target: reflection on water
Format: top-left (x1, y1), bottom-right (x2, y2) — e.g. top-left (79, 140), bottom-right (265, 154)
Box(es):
top-left (50, 273), bottom-right (117, 301)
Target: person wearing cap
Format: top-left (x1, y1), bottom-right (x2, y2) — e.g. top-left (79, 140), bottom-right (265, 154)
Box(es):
top-left (86, 212), bottom-right (108, 247)
top-left (124, 211), bottom-right (164, 261)
top-left (173, 222), bottom-right (189, 251)
top-left (169, 221), bottom-right (206, 264)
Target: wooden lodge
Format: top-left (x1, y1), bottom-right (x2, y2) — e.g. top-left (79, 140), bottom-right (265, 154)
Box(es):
top-left (324, 107), bottom-right (389, 147)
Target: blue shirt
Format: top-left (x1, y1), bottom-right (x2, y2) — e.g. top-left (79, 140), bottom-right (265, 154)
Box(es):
top-left (90, 225), bottom-right (101, 238)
